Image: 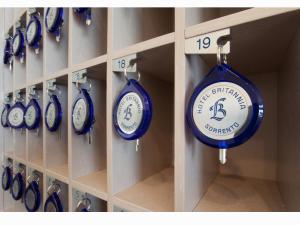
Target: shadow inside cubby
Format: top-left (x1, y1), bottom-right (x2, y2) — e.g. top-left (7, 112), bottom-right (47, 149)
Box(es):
top-left (112, 43), bottom-right (175, 211)
top-left (45, 75), bottom-right (68, 179)
top-left (185, 8), bottom-right (249, 27)
top-left (72, 8), bottom-right (107, 65)
top-left (27, 83), bottom-right (43, 168)
top-left (113, 8), bottom-right (174, 50)
top-left (71, 63), bottom-right (107, 200)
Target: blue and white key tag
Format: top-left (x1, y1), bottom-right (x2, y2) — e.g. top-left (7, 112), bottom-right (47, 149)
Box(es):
top-left (113, 58), bottom-right (152, 151)
top-left (73, 8), bottom-right (92, 26)
top-left (45, 79), bottom-right (63, 140)
top-left (26, 8), bottom-right (42, 54)
top-left (3, 34), bottom-right (13, 70)
top-left (1, 94), bottom-right (12, 128)
top-left (7, 90), bottom-right (25, 130)
top-left (45, 8), bottom-right (64, 42)
top-left (25, 86), bottom-right (42, 135)
top-left (72, 70), bottom-right (95, 144)
top-left (12, 21), bottom-right (26, 64)
top-left (24, 171), bottom-right (41, 212)
top-left (44, 181), bottom-right (63, 212)
top-left (186, 43), bottom-right (264, 164)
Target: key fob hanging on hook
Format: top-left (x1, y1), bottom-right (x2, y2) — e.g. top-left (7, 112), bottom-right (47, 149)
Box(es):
top-left (26, 10), bottom-right (42, 54)
top-left (11, 167), bottom-right (25, 201)
top-left (45, 7), bottom-right (64, 42)
top-left (1, 165), bottom-right (12, 191)
top-left (1, 103), bottom-right (11, 128)
top-left (24, 173), bottom-right (41, 212)
top-left (3, 35), bottom-right (13, 69)
top-left (186, 45), bottom-right (264, 164)
top-left (113, 71), bottom-right (152, 141)
top-left (73, 8), bottom-right (92, 26)
top-left (72, 88), bottom-right (95, 136)
top-left (45, 94), bottom-right (62, 132)
top-left (25, 98), bottom-right (41, 131)
top-left (7, 100), bottom-right (25, 129)
top-left (12, 26), bottom-right (26, 63)
top-left (76, 198), bottom-right (91, 212)
top-left (44, 183), bottom-right (63, 212)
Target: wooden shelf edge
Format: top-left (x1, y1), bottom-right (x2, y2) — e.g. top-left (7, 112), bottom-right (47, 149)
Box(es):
top-left (28, 160), bottom-right (44, 172)
top-left (27, 77), bottom-right (44, 87)
top-left (72, 170), bottom-right (108, 201)
top-left (114, 167), bottom-right (174, 212)
top-left (45, 68), bottom-right (69, 80)
top-left (112, 32), bottom-right (175, 59)
top-left (112, 196), bottom-right (151, 212)
top-left (46, 164), bottom-right (69, 184)
top-left (185, 8), bottom-right (299, 38)
top-left (71, 54), bottom-right (107, 72)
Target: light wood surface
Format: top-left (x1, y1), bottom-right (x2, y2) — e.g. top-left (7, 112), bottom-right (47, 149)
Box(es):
top-left (194, 175), bottom-right (285, 212)
top-left (1, 7), bottom-right (300, 212)
top-left (114, 167), bottom-right (174, 212)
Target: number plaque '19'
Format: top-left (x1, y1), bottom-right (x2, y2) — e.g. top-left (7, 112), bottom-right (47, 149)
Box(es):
top-left (186, 63), bottom-right (264, 164)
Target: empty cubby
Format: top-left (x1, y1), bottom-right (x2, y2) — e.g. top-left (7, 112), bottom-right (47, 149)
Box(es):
top-left (45, 75), bottom-right (68, 181)
top-left (71, 8), bottom-right (107, 65)
top-left (113, 8), bottom-right (174, 50)
top-left (185, 9), bottom-right (300, 212)
top-left (71, 62), bottom-right (107, 200)
top-left (112, 43), bottom-right (175, 211)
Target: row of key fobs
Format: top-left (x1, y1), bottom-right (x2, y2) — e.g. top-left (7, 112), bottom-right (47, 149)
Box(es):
top-left (1, 159), bottom-right (92, 212)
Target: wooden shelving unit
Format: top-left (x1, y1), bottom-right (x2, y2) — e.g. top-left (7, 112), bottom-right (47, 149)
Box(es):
top-left (1, 7), bottom-right (300, 212)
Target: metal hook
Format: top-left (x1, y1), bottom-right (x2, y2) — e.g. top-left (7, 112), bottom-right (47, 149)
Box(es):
top-left (124, 68), bottom-right (141, 83)
top-left (77, 197), bottom-right (91, 211)
top-left (47, 182), bottom-right (61, 195)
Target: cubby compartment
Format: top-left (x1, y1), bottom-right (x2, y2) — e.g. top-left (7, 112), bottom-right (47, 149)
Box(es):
top-left (26, 8), bottom-right (44, 83)
top-left (45, 76), bottom-right (68, 181)
top-left (44, 8), bottom-right (69, 76)
top-left (12, 162), bottom-right (26, 212)
top-left (71, 63), bottom-right (107, 200)
top-left (27, 83), bottom-right (43, 168)
top-left (3, 27), bottom-right (13, 93)
top-left (45, 176), bottom-right (69, 212)
top-left (112, 43), bottom-right (175, 211)
top-left (71, 8), bottom-right (107, 65)
top-left (2, 157), bottom-right (14, 212)
top-left (113, 8), bottom-right (174, 50)
top-left (185, 10), bottom-right (300, 212)
top-left (26, 168), bottom-right (44, 212)
top-left (14, 88), bottom-right (26, 162)
top-left (72, 188), bottom-right (107, 212)
top-left (3, 93), bottom-right (14, 157)
top-left (13, 12), bottom-right (26, 89)
top-left (185, 8), bottom-right (249, 27)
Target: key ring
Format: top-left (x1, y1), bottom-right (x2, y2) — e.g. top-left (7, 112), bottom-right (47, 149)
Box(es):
top-left (76, 197), bottom-right (91, 211)
top-left (75, 79), bottom-right (92, 92)
top-left (47, 182), bottom-right (61, 195)
top-left (124, 67), bottom-right (141, 83)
